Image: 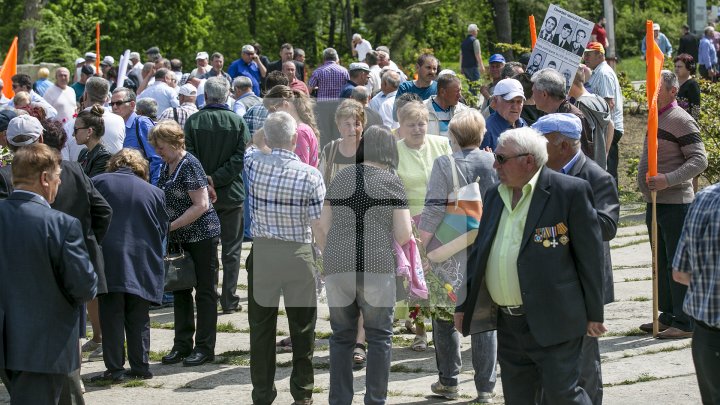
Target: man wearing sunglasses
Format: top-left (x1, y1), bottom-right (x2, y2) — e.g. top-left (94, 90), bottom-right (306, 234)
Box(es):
top-left (456, 126), bottom-right (605, 405)
top-left (480, 78), bottom-right (527, 151)
top-left (533, 113), bottom-right (619, 405)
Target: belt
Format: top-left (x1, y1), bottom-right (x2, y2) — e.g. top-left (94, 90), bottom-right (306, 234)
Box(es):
top-left (498, 305), bottom-right (525, 316)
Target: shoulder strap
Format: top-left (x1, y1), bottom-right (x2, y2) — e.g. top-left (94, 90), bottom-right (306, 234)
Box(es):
top-left (173, 108), bottom-right (178, 123)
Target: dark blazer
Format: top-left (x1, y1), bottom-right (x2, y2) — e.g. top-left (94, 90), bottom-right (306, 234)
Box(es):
top-left (0, 161), bottom-right (112, 294)
top-left (552, 34), bottom-right (573, 51)
top-left (460, 167), bottom-right (604, 347)
top-left (93, 168), bottom-right (169, 304)
top-left (0, 192), bottom-right (97, 374)
top-left (568, 153), bottom-right (620, 304)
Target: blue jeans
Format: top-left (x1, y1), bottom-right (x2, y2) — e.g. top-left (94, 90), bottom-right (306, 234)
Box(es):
top-left (432, 318), bottom-right (497, 392)
top-left (327, 272), bottom-right (396, 405)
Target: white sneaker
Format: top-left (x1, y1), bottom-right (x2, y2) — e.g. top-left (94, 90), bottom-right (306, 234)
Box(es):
top-left (81, 339), bottom-right (100, 353)
top-left (430, 380), bottom-right (459, 400)
top-left (470, 391), bottom-right (496, 404)
top-left (87, 344), bottom-right (103, 362)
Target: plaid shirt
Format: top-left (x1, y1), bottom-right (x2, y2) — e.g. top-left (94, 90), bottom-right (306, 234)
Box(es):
top-left (308, 61), bottom-right (349, 101)
top-left (673, 183), bottom-right (720, 327)
top-left (158, 102), bottom-right (199, 128)
top-left (245, 148), bottom-right (325, 243)
top-left (243, 104), bottom-right (268, 137)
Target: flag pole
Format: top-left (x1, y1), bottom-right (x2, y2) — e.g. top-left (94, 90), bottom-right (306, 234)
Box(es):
top-left (95, 22), bottom-right (100, 73)
top-left (651, 190), bottom-right (659, 337)
top-left (529, 15), bottom-right (537, 48)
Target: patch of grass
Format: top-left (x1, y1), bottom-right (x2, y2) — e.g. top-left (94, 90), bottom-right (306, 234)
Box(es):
top-left (313, 362), bottom-right (330, 370)
top-left (312, 387), bottom-right (324, 393)
top-left (216, 321), bottom-right (242, 333)
top-left (617, 55), bottom-right (647, 82)
top-left (391, 336), bottom-right (415, 347)
top-left (316, 331), bottom-right (333, 339)
top-left (216, 356), bottom-right (251, 366)
top-left (629, 296), bottom-right (651, 302)
top-left (604, 327), bottom-right (647, 337)
top-left (387, 390), bottom-right (425, 398)
top-left (277, 309), bottom-right (286, 316)
top-left (314, 344), bottom-right (329, 351)
top-left (605, 372), bottom-right (660, 387)
top-left (148, 350), bottom-right (170, 362)
top-left (614, 264), bottom-right (650, 271)
top-left (618, 218), bottom-right (645, 228)
top-left (623, 276), bottom-right (652, 282)
top-left (277, 330), bottom-right (288, 336)
top-left (622, 342), bottom-right (691, 358)
top-left (611, 239), bottom-right (647, 249)
top-left (238, 327), bottom-right (251, 333)
top-left (390, 364), bottom-right (425, 373)
top-left (218, 349), bottom-right (250, 356)
top-left (150, 321), bottom-right (174, 330)
top-left (237, 283), bottom-right (248, 290)
top-left (123, 380), bottom-right (148, 388)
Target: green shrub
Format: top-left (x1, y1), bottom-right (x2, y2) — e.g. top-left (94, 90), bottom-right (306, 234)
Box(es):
top-left (699, 80), bottom-right (720, 184)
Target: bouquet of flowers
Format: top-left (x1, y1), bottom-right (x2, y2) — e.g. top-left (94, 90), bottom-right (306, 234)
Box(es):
top-left (0, 146), bottom-right (11, 168)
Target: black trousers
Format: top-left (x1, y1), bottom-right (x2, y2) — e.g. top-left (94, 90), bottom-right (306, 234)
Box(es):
top-left (606, 129), bottom-right (622, 188)
top-left (213, 202), bottom-right (243, 312)
top-left (693, 320), bottom-right (720, 405)
top-left (4, 369), bottom-right (64, 405)
top-left (173, 237), bottom-right (218, 355)
top-left (98, 292), bottom-right (151, 375)
top-left (577, 336), bottom-right (602, 405)
top-left (497, 312), bottom-right (590, 405)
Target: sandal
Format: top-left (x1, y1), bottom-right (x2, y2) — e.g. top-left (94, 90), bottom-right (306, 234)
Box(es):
top-left (353, 343), bottom-right (366, 369)
top-left (275, 337), bottom-right (293, 353)
top-left (411, 334), bottom-right (428, 352)
top-left (404, 320), bottom-right (417, 335)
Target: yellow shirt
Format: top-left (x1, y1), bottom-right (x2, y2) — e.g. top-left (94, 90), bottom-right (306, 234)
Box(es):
top-left (396, 134), bottom-right (452, 216)
top-left (485, 168), bottom-right (541, 306)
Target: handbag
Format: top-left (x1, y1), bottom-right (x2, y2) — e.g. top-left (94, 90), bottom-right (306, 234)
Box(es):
top-left (425, 155), bottom-right (483, 263)
top-left (164, 243), bottom-right (197, 292)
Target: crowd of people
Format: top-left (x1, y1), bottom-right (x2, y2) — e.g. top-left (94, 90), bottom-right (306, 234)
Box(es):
top-left (0, 20), bottom-right (719, 405)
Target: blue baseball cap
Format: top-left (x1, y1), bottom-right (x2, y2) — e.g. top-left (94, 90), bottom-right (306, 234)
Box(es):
top-left (489, 54), bottom-right (506, 64)
top-left (531, 113), bottom-right (582, 140)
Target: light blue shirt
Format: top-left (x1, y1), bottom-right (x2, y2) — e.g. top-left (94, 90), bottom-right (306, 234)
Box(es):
top-left (588, 61), bottom-right (623, 133)
top-left (560, 151), bottom-right (582, 174)
top-left (642, 33), bottom-right (672, 56)
top-left (699, 37), bottom-right (718, 69)
top-left (138, 82), bottom-right (180, 115)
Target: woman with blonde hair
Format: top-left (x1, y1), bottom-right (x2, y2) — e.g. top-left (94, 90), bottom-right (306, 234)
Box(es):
top-left (263, 85), bottom-right (320, 167)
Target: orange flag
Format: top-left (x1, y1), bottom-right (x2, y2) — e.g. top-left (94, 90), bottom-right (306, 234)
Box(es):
top-left (529, 15), bottom-right (537, 49)
top-left (646, 20), bottom-right (664, 178)
top-left (0, 37), bottom-right (18, 99)
top-left (95, 23), bottom-right (101, 73)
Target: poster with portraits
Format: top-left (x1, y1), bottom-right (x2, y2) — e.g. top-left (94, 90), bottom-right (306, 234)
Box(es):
top-left (527, 4), bottom-right (594, 87)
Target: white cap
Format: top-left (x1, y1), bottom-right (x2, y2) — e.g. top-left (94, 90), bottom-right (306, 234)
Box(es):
top-left (84, 52), bottom-right (97, 60)
top-left (493, 78), bottom-right (526, 100)
top-left (101, 56), bottom-right (115, 66)
top-left (653, 23), bottom-right (660, 31)
top-left (75, 57), bottom-right (86, 65)
top-left (349, 62), bottom-right (370, 72)
top-left (6, 115), bottom-right (43, 146)
top-left (178, 83), bottom-right (197, 96)
top-left (196, 51), bottom-right (209, 60)
top-left (438, 69), bottom-right (456, 77)
top-left (129, 52), bottom-right (141, 60)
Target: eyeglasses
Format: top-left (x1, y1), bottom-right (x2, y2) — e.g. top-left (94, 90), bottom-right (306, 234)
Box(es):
top-left (494, 152), bottom-right (529, 165)
top-left (73, 126), bottom-right (90, 134)
top-left (109, 100), bottom-right (130, 107)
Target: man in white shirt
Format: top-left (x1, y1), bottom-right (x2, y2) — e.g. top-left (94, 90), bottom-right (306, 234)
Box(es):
top-left (352, 33), bottom-right (373, 62)
top-left (369, 70), bottom-right (400, 129)
top-left (42, 68), bottom-right (77, 123)
top-left (137, 68), bottom-right (180, 115)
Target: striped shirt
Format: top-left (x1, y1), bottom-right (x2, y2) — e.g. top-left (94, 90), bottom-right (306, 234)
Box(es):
top-left (158, 102), bottom-right (199, 128)
top-left (308, 61), bottom-right (349, 101)
top-left (245, 148), bottom-right (325, 243)
top-left (243, 104), bottom-right (269, 137)
top-left (673, 183), bottom-right (720, 328)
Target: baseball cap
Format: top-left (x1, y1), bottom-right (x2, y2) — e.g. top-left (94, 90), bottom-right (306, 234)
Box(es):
top-left (84, 52), bottom-right (97, 61)
top-left (6, 115), bottom-right (43, 146)
top-left (489, 54), bottom-right (506, 64)
top-left (653, 23), bottom-right (660, 31)
top-left (178, 83), bottom-right (197, 96)
top-left (101, 56), bottom-right (115, 66)
top-left (531, 113), bottom-right (582, 140)
top-left (146, 46), bottom-right (160, 55)
top-left (584, 42), bottom-right (605, 54)
top-left (196, 51), bottom-right (209, 60)
top-left (75, 57), bottom-right (85, 65)
top-left (0, 110), bottom-right (18, 132)
top-left (349, 62), bottom-right (370, 72)
top-left (493, 78), bottom-right (525, 100)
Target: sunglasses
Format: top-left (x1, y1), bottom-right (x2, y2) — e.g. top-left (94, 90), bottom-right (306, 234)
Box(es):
top-left (109, 100), bottom-right (130, 107)
top-left (494, 152), bottom-right (529, 165)
top-left (73, 126), bottom-right (90, 134)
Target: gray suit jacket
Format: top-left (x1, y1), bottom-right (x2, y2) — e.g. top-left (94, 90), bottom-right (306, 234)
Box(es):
top-left (0, 192), bottom-right (97, 374)
top-left (460, 167), bottom-right (604, 347)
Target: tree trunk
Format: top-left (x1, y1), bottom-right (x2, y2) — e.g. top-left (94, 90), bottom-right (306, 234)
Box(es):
top-left (18, 0), bottom-right (45, 63)
top-left (249, 0), bottom-right (257, 38)
top-left (329, 0), bottom-right (337, 49)
top-left (490, 0), bottom-right (513, 60)
top-left (343, 0), bottom-right (353, 55)
top-left (300, 0), bottom-right (318, 65)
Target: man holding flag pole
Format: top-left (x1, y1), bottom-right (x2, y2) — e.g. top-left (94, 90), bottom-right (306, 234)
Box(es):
top-left (637, 21), bottom-right (707, 339)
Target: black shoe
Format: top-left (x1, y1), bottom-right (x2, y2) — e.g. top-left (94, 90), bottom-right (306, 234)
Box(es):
top-left (89, 370), bottom-right (126, 383)
top-left (183, 352), bottom-right (214, 367)
top-left (125, 370), bottom-right (153, 380)
top-left (161, 350), bottom-right (189, 365)
top-left (221, 305), bottom-right (242, 315)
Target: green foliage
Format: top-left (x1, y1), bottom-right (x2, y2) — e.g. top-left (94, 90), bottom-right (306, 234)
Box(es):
top-left (34, 9), bottom-right (81, 69)
top-left (613, 4), bottom-right (684, 59)
top-left (618, 71), bottom-right (646, 115)
top-left (698, 80), bottom-right (720, 184)
top-left (495, 43), bottom-right (531, 56)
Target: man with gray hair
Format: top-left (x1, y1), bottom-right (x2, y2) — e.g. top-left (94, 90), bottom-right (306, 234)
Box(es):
top-left (136, 98), bottom-right (158, 121)
top-left (231, 76), bottom-right (261, 117)
top-left (309, 48), bottom-right (349, 101)
top-left (457, 126), bottom-right (605, 405)
top-left (228, 45), bottom-right (266, 96)
top-left (350, 86), bottom-right (384, 128)
top-left (460, 23), bottom-right (485, 90)
top-left (637, 70), bottom-right (708, 340)
top-left (531, 68), bottom-right (596, 164)
top-left (184, 76), bottom-right (249, 316)
top-left (352, 33), bottom-right (373, 62)
top-left (533, 113), bottom-right (619, 405)
top-left (369, 69), bottom-right (400, 129)
top-left (245, 111), bottom-right (325, 405)
top-left (42, 67), bottom-right (76, 123)
top-left (424, 74), bottom-right (468, 138)
top-left (138, 68), bottom-right (180, 115)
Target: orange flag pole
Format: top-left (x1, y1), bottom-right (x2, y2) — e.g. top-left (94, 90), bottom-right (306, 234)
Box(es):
top-left (95, 23), bottom-right (101, 73)
top-left (529, 15), bottom-right (537, 48)
top-left (645, 19), bottom-right (664, 338)
top-left (0, 37), bottom-right (18, 99)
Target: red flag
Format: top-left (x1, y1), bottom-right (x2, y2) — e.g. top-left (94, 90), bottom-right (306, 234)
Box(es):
top-left (529, 15), bottom-right (537, 49)
top-left (646, 20), bottom-right (664, 177)
top-left (0, 37), bottom-right (18, 99)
